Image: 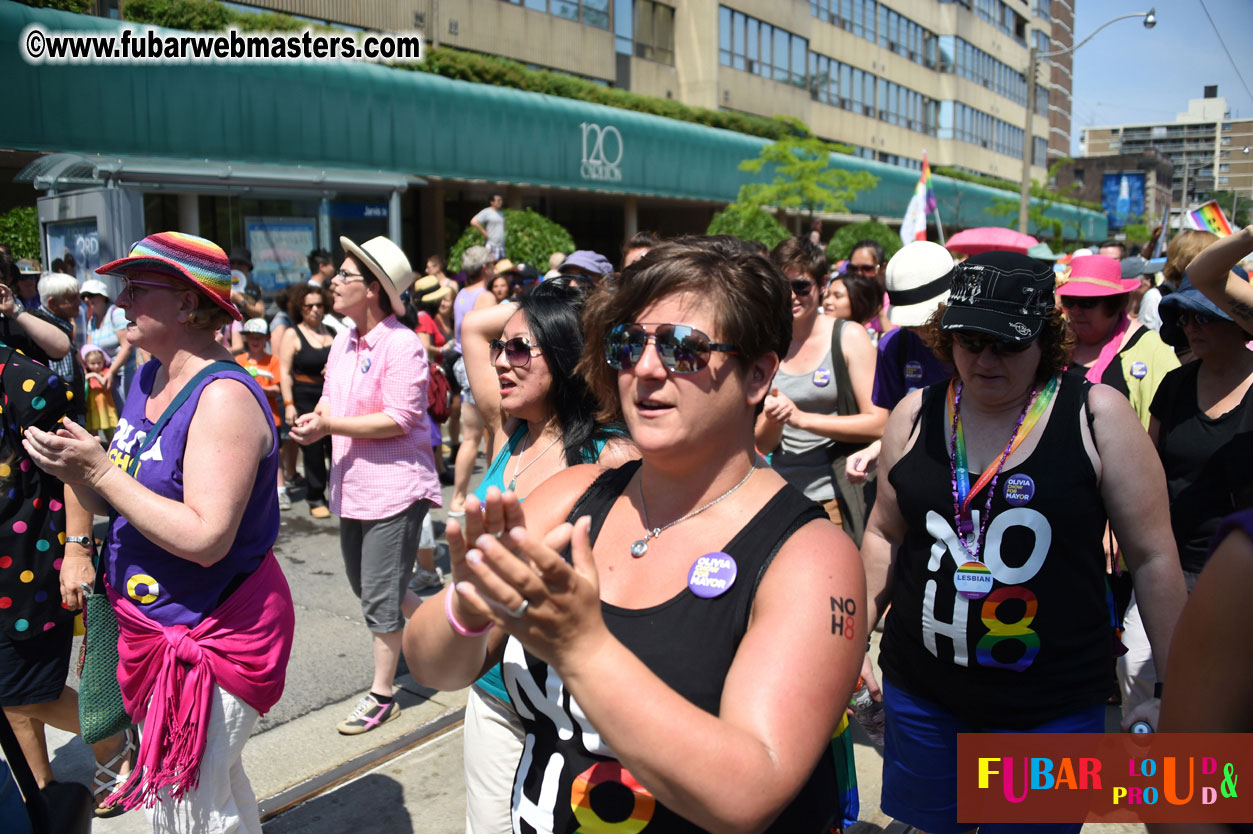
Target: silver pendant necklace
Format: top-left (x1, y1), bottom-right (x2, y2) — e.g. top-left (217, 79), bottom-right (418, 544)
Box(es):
top-left (507, 431), bottom-right (562, 492)
top-left (630, 465), bottom-right (757, 558)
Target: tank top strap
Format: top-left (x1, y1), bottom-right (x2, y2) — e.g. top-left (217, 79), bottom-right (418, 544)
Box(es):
top-left (564, 460), bottom-right (642, 544)
top-left (293, 323), bottom-right (313, 350)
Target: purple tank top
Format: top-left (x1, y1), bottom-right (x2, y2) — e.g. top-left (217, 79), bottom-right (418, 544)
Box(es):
top-left (103, 360), bottom-right (280, 627)
top-left (453, 285), bottom-right (488, 353)
top-left (1212, 510), bottom-right (1253, 556)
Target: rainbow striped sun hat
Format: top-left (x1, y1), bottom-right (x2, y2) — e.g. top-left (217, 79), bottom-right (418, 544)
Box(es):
top-left (96, 232), bottom-right (241, 320)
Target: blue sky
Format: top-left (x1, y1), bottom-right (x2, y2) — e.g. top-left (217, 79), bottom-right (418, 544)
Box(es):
top-left (1070, 0), bottom-right (1253, 154)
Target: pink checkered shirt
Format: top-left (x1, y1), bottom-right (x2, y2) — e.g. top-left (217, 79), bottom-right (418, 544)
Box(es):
top-left (322, 315), bottom-right (442, 520)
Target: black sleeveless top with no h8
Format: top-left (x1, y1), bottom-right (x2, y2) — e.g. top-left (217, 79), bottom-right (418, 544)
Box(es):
top-left (501, 460), bottom-right (836, 834)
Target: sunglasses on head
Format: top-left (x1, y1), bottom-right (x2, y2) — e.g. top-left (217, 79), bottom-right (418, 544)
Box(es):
top-left (605, 323), bottom-right (739, 374)
top-left (1176, 310), bottom-right (1214, 328)
top-left (489, 335), bottom-right (541, 367)
top-left (1060, 295), bottom-right (1102, 310)
top-left (789, 279), bottom-right (816, 297)
top-left (952, 331), bottom-right (1033, 356)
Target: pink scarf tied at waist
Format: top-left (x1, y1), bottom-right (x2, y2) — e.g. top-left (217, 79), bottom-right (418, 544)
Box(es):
top-left (106, 550), bottom-right (295, 809)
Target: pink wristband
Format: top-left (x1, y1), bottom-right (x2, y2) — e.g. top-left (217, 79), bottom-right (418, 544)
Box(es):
top-left (445, 587), bottom-right (492, 637)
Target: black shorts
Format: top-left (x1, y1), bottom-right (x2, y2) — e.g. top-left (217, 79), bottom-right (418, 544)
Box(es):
top-left (0, 625), bottom-right (74, 707)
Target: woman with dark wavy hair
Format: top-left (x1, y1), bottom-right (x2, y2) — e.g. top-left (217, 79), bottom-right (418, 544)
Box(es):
top-left (860, 250), bottom-right (1186, 834)
top-left (453, 279), bottom-right (635, 834)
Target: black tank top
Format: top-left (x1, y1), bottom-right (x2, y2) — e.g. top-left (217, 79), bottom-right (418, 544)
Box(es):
top-left (291, 324), bottom-right (332, 379)
top-left (502, 461), bottom-right (836, 834)
top-left (881, 373), bottom-right (1114, 729)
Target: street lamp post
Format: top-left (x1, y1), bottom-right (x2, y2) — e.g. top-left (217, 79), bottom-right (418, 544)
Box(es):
top-left (1018, 9), bottom-right (1158, 234)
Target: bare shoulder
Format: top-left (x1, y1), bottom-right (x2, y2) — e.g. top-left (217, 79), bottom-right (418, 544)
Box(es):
top-left (595, 435), bottom-right (640, 468)
top-left (524, 462), bottom-right (622, 534)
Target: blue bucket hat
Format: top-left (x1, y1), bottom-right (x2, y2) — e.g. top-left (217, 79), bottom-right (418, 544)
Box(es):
top-left (1157, 275), bottom-right (1243, 348)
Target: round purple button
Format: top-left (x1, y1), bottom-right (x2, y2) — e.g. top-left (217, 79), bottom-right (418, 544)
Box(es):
top-left (687, 552), bottom-right (738, 599)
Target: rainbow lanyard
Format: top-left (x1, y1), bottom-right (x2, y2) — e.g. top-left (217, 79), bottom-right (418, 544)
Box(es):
top-left (946, 374), bottom-right (1060, 553)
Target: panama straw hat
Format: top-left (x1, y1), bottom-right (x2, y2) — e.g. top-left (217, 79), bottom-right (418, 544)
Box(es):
top-left (339, 235), bottom-right (412, 317)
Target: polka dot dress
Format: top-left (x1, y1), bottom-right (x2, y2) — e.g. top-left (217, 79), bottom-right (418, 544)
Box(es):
top-left (0, 347), bottom-right (74, 640)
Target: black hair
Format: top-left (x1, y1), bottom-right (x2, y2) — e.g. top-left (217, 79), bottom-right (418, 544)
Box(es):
top-left (516, 280), bottom-right (618, 466)
top-left (308, 249), bottom-right (332, 274)
top-left (850, 239), bottom-right (885, 266)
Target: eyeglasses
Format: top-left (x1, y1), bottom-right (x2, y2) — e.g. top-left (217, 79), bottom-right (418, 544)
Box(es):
top-left (1060, 296), bottom-right (1102, 310)
top-left (952, 331), bottom-right (1033, 356)
top-left (121, 278), bottom-right (183, 302)
top-left (334, 269), bottom-right (366, 284)
top-left (489, 335), bottom-right (542, 368)
top-left (789, 279), bottom-right (816, 297)
top-left (302, 302), bottom-right (325, 310)
top-left (605, 323), bottom-right (739, 374)
top-left (845, 263), bottom-right (880, 277)
top-left (1177, 310), bottom-right (1214, 328)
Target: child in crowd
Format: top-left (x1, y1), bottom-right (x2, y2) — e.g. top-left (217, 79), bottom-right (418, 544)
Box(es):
top-left (236, 317), bottom-right (291, 509)
top-left (81, 343), bottom-right (118, 443)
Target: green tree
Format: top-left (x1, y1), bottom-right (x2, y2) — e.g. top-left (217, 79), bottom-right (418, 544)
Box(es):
top-left (735, 117), bottom-right (878, 234)
top-left (0, 207), bottom-right (40, 262)
top-left (985, 158), bottom-right (1079, 242)
top-left (1203, 191), bottom-right (1250, 229)
top-left (826, 221), bottom-right (901, 263)
top-left (705, 205), bottom-right (790, 249)
top-left (14, 0), bottom-right (93, 12)
top-left (123, 0), bottom-right (305, 31)
top-left (447, 209), bottom-right (574, 273)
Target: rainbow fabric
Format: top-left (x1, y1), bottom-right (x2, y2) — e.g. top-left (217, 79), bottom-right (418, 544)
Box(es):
top-left (97, 231), bottom-right (240, 320)
top-left (921, 152), bottom-right (937, 215)
top-left (1185, 200), bottom-right (1234, 237)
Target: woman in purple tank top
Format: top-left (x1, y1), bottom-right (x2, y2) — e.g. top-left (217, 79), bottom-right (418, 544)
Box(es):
top-left (24, 233), bottom-right (294, 834)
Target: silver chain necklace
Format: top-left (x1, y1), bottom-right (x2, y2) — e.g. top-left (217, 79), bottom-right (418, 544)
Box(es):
top-left (630, 465), bottom-right (757, 558)
top-left (507, 432), bottom-right (562, 492)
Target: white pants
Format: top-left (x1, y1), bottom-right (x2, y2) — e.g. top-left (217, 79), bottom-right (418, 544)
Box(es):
top-left (464, 686), bottom-right (524, 834)
top-left (143, 686), bottom-right (261, 834)
top-left (1116, 592), bottom-right (1155, 719)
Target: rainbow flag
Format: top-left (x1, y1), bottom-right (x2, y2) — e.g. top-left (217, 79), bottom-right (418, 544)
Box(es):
top-left (1185, 200), bottom-right (1234, 237)
top-left (921, 153), bottom-right (937, 214)
top-left (900, 152), bottom-right (937, 244)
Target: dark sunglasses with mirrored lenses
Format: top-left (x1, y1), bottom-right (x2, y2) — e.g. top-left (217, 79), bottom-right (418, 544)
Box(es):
top-left (605, 323), bottom-right (739, 374)
top-left (1060, 295), bottom-right (1102, 310)
top-left (952, 331), bottom-right (1033, 356)
top-left (489, 335), bottom-right (540, 367)
top-left (1176, 310), bottom-right (1215, 328)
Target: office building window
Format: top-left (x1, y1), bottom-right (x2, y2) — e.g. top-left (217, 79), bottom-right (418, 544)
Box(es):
top-left (811, 0), bottom-right (936, 68)
top-left (1033, 0), bottom-right (1050, 20)
top-left (719, 6), bottom-right (807, 86)
top-left (509, 0), bottom-right (610, 30)
top-left (632, 0), bottom-right (674, 64)
top-left (1033, 137), bottom-right (1048, 166)
top-left (1032, 30), bottom-right (1049, 53)
top-left (939, 101), bottom-right (1031, 158)
top-left (939, 35), bottom-right (1027, 106)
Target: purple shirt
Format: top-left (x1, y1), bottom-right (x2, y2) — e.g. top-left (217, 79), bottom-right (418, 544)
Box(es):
top-left (871, 327), bottom-right (952, 411)
top-left (104, 361), bottom-right (280, 627)
top-left (453, 285), bottom-right (488, 353)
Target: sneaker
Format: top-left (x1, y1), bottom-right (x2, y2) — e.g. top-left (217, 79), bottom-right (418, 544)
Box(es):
top-left (310, 505), bottom-right (331, 519)
top-left (276, 489), bottom-right (292, 511)
top-left (337, 693), bottom-right (400, 735)
top-left (410, 567), bottom-right (444, 592)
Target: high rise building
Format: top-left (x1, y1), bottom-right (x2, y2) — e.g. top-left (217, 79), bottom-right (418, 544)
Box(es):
top-left (214, 0), bottom-right (1063, 184)
top-left (1083, 87), bottom-right (1253, 224)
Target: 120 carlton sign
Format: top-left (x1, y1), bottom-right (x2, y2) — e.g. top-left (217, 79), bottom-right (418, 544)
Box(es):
top-left (580, 122), bottom-right (622, 182)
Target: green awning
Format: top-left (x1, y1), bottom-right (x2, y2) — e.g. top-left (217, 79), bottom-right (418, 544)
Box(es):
top-left (0, 3), bottom-right (1105, 239)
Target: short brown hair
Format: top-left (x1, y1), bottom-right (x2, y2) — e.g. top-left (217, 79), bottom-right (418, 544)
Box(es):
top-left (577, 235), bottom-right (792, 423)
top-left (771, 237), bottom-right (829, 284)
top-left (923, 303), bottom-right (1075, 385)
top-left (1164, 230), bottom-right (1219, 284)
top-left (186, 290), bottom-right (236, 331)
top-left (288, 284), bottom-right (334, 322)
top-left (833, 272), bottom-right (883, 325)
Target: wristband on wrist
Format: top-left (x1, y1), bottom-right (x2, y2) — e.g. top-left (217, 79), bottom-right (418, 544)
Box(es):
top-left (445, 586), bottom-right (492, 637)
top-left (1154, 681), bottom-right (1163, 699)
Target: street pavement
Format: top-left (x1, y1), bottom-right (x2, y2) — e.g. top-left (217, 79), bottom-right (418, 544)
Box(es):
top-left (18, 452), bottom-right (1148, 833)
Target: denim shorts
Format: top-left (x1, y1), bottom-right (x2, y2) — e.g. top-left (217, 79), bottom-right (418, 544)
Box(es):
top-left (880, 678), bottom-right (1104, 834)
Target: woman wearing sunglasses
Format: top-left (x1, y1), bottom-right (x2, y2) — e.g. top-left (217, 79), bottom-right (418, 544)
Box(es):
top-left (860, 251), bottom-right (1186, 834)
top-left (757, 237), bottom-right (885, 545)
top-left (1057, 254), bottom-right (1178, 429)
top-left (406, 236), bottom-right (865, 833)
top-left (456, 279), bottom-right (634, 834)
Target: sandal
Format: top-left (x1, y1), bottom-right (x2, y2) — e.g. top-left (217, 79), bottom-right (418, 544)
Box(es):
top-left (92, 725), bottom-right (137, 818)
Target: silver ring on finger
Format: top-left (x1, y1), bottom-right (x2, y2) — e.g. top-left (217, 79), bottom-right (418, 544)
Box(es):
top-left (506, 598), bottom-right (529, 618)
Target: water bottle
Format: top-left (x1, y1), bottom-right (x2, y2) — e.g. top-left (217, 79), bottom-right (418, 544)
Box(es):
top-left (851, 682), bottom-right (886, 746)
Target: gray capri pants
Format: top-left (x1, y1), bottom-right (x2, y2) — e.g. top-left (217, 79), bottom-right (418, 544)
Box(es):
top-left (339, 499), bottom-right (429, 633)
